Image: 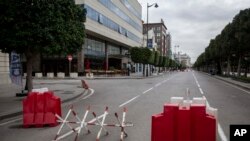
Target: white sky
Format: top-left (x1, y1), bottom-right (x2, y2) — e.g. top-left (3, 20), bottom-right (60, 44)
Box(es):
top-left (138, 0), bottom-right (250, 63)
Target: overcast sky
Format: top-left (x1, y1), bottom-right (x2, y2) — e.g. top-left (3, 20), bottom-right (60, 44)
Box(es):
top-left (138, 0), bottom-right (250, 63)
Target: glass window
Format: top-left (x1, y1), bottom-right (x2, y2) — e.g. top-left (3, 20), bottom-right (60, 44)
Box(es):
top-left (84, 5), bottom-right (141, 43)
top-left (98, 0), bottom-right (142, 33)
top-left (108, 45), bottom-right (120, 55)
top-left (98, 14), bottom-right (103, 24)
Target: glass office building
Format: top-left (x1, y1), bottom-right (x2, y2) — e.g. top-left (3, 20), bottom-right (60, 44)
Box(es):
top-left (40, 0), bottom-right (142, 75)
top-left (76, 0), bottom-right (142, 73)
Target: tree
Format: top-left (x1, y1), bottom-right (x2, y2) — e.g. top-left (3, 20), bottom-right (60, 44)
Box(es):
top-left (141, 47), bottom-right (152, 76)
top-left (0, 0), bottom-right (86, 91)
top-left (130, 47), bottom-right (142, 64)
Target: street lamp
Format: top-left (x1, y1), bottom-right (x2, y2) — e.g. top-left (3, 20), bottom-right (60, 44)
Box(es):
top-left (146, 3), bottom-right (158, 48)
top-left (146, 3), bottom-right (158, 77)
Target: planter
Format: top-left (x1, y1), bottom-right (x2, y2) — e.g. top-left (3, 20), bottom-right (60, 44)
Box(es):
top-left (57, 72), bottom-right (65, 78)
top-left (47, 72), bottom-right (54, 78)
top-left (86, 73), bottom-right (94, 78)
top-left (70, 72), bottom-right (78, 78)
top-left (35, 73), bottom-right (43, 78)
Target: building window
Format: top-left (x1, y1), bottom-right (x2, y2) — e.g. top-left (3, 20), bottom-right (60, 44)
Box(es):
top-left (84, 5), bottom-right (141, 43)
top-left (157, 27), bottom-right (161, 31)
top-left (98, 14), bottom-right (103, 24)
top-left (108, 45), bottom-right (120, 55)
top-left (157, 33), bottom-right (160, 37)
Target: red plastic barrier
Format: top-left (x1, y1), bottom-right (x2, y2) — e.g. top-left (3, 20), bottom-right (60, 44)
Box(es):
top-left (23, 91), bottom-right (61, 128)
top-left (163, 104), bottom-right (178, 141)
top-left (151, 102), bottom-right (216, 141)
top-left (44, 91), bottom-right (61, 126)
top-left (23, 92), bottom-right (38, 128)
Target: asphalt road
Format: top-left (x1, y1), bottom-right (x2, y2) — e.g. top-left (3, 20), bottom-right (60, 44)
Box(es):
top-left (0, 71), bottom-right (250, 141)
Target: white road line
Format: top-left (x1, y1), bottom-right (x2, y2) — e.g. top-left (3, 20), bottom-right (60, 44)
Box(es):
top-left (155, 83), bottom-right (161, 87)
top-left (143, 87), bottom-right (153, 94)
top-left (192, 72), bottom-right (228, 141)
top-left (197, 84), bottom-right (200, 88)
top-left (199, 88), bottom-right (204, 94)
top-left (82, 88), bottom-right (95, 100)
top-left (218, 123), bottom-right (228, 141)
top-left (119, 95), bottom-right (140, 107)
top-left (0, 118), bottom-right (22, 126)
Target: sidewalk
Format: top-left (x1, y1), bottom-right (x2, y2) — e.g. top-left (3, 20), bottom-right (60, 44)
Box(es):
top-left (0, 79), bottom-right (86, 121)
top-left (213, 75), bottom-right (250, 91)
top-left (0, 72), bottom-right (173, 121)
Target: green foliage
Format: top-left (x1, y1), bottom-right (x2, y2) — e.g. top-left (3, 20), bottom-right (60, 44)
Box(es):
top-left (149, 50), bottom-right (155, 65)
top-left (162, 56), bottom-right (167, 67)
top-left (141, 47), bottom-right (152, 64)
top-left (0, 0), bottom-right (86, 55)
top-left (154, 51), bottom-right (160, 66)
top-left (194, 8), bottom-right (250, 72)
top-left (158, 56), bottom-right (163, 67)
top-left (0, 0), bottom-right (86, 91)
top-left (130, 47), bottom-right (142, 63)
top-left (130, 47), bottom-right (152, 65)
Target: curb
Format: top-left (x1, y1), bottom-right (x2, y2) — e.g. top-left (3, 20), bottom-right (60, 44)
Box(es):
top-left (0, 89), bottom-right (89, 121)
top-left (213, 76), bottom-right (250, 91)
top-left (199, 71), bottom-right (250, 91)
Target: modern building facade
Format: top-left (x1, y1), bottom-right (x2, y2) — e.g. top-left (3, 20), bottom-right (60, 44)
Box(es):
top-left (40, 0), bottom-right (143, 75)
top-left (0, 51), bottom-right (10, 84)
top-left (143, 19), bottom-right (170, 57)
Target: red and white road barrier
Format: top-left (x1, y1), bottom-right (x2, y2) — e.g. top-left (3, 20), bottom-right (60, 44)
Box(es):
top-left (151, 96), bottom-right (217, 141)
top-left (53, 106), bottom-right (133, 141)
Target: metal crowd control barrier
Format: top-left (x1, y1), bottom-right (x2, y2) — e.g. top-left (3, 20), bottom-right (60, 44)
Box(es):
top-left (54, 106), bottom-right (133, 141)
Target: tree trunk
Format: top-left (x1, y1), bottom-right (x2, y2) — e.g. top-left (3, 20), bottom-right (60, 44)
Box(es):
top-left (25, 49), bottom-right (36, 92)
top-left (226, 56), bottom-right (231, 76)
top-left (143, 64), bottom-right (145, 76)
top-left (237, 56), bottom-right (242, 77)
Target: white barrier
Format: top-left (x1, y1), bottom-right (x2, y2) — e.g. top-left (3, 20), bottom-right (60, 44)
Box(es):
top-left (54, 106), bottom-right (133, 141)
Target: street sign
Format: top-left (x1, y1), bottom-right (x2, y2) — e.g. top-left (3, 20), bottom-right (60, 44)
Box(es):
top-left (67, 55), bottom-right (72, 61)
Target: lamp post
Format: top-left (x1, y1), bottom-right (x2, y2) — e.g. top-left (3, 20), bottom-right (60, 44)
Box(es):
top-left (147, 3), bottom-right (158, 77)
top-left (146, 3), bottom-right (158, 48)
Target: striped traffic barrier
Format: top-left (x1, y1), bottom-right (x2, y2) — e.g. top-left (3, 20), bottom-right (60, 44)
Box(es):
top-left (53, 106), bottom-right (133, 141)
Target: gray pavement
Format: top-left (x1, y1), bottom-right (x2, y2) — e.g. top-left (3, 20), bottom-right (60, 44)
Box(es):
top-left (0, 71), bottom-right (249, 121)
top-left (0, 71), bottom-right (250, 141)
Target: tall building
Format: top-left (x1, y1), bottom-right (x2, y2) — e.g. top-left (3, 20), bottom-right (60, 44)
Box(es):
top-left (0, 51), bottom-right (10, 84)
top-left (40, 0), bottom-right (143, 75)
top-left (174, 53), bottom-right (191, 67)
top-left (143, 19), bottom-right (170, 57)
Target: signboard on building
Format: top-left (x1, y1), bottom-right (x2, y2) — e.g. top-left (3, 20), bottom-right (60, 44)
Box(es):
top-left (10, 51), bottom-right (22, 86)
top-left (147, 39), bottom-right (153, 48)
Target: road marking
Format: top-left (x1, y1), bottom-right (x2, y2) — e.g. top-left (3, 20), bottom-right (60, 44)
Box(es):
top-left (155, 82), bottom-right (161, 87)
top-left (0, 118), bottom-right (22, 126)
top-left (82, 88), bottom-right (95, 100)
top-left (218, 123), bottom-right (228, 141)
top-left (199, 88), bottom-right (204, 94)
top-left (197, 84), bottom-right (200, 88)
top-left (143, 87), bottom-right (153, 94)
top-left (119, 95), bottom-right (140, 107)
top-left (192, 72), bottom-right (228, 141)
